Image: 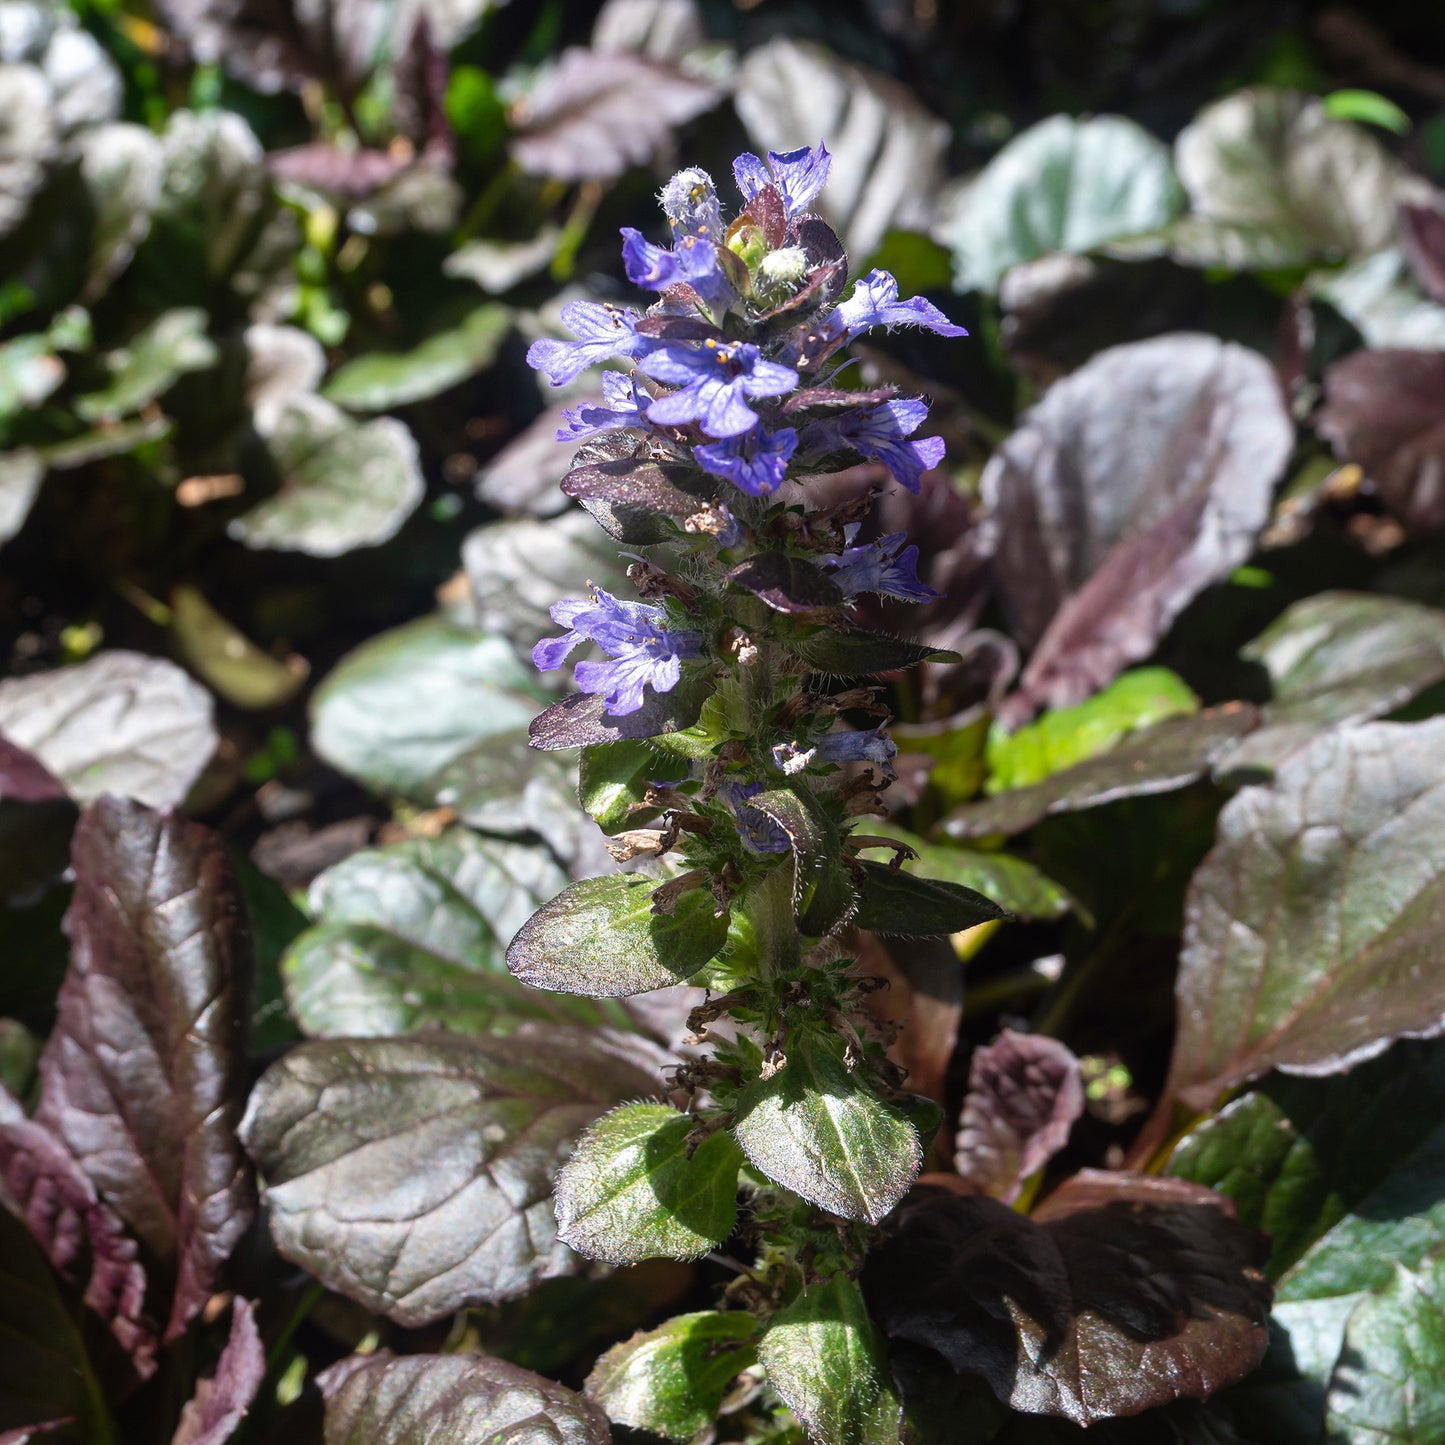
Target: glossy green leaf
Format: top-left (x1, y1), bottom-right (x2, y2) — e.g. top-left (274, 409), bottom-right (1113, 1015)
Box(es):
top-left (322, 303), bottom-right (511, 410)
top-left (554, 1101), bottom-right (741, 1263)
top-left (758, 1275), bottom-right (900, 1445)
top-left (578, 739), bottom-right (656, 834)
top-left (587, 1310), bottom-right (759, 1441)
top-left (506, 874), bottom-right (730, 997)
top-left (239, 1028), bottom-right (665, 1326)
top-left (733, 1031), bottom-right (920, 1224)
top-left (283, 829), bottom-right (616, 1039)
top-left (850, 860), bottom-right (1010, 936)
top-left (942, 113), bottom-right (1183, 292)
top-left (318, 1350), bottom-right (610, 1445)
top-left (985, 667), bottom-right (1197, 793)
top-left (1325, 1251), bottom-right (1445, 1444)
top-left (1167, 718), bottom-right (1445, 1111)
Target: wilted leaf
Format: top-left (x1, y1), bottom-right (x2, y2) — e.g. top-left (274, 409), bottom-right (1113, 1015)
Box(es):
top-left (75, 308), bottom-right (217, 422)
top-left (851, 860), bottom-right (1010, 937)
top-left (734, 37), bottom-right (949, 259)
top-left (35, 799), bottom-right (254, 1340)
top-left (317, 1350), bottom-right (611, 1445)
top-left (1315, 349), bottom-right (1445, 532)
top-left (0, 651), bottom-right (216, 807)
top-left (862, 1174), bottom-right (1271, 1426)
top-left (760, 1276), bottom-right (900, 1445)
top-left (984, 334), bottom-right (1292, 713)
top-left (940, 114), bottom-right (1182, 293)
top-left (232, 395), bottom-right (424, 557)
top-left (0, 450), bottom-right (44, 546)
top-left (1171, 87), bottom-right (1400, 268)
top-left (733, 1031), bottom-right (920, 1224)
top-left (1324, 1251), bottom-right (1445, 1444)
top-left (954, 1030), bottom-right (1084, 1202)
top-left (170, 1298), bottom-right (264, 1445)
top-left (322, 303), bottom-right (510, 411)
top-left (1168, 718), bottom-right (1445, 1111)
top-left (509, 47), bottom-right (719, 183)
top-left (553, 1101), bottom-right (741, 1262)
top-left (0, 1207), bottom-right (111, 1444)
top-left (0, 1089), bottom-right (154, 1375)
top-left (1221, 591), bottom-right (1445, 773)
top-left (240, 1029), bottom-right (664, 1325)
top-left (588, 1310), bottom-right (758, 1441)
top-left (940, 706), bottom-right (1258, 840)
top-left (507, 873), bottom-right (729, 997)
top-left (283, 828), bottom-right (605, 1039)
top-left (987, 668), bottom-right (1199, 793)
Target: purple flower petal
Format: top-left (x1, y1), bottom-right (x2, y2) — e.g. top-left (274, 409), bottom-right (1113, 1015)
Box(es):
top-left (526, 301), bottom-right (653, 386)
top-left (695, 425), bottom-right (798, 497)
top-left (832, 269), bottom-right (968, 340)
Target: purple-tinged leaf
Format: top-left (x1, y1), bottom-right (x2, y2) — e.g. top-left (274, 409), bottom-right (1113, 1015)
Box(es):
top-left (1315, 349), bottom-right (1445, 532)
top-left (267, 143), bottom-right (409, 199)
top-left (240, 1029), bottom-right (667, 1326)
top-left (726, 554), bottom-right (843, 614)
top-left (793, 630), bottom-right (959, 676)
top-left (862, 1173), bottom-right (1271, 1426)
top-left (0, 1090), bottom-right (155, 1377)
top-left (317, 1350), bottom-right (610, 1445)
top-left (170, 1298), bottom-right (263, 1445)
top-left (953, 1030), bottom-right (1084, 1202)
top-left (633, 315), bottom-right (725, 342)
top-left (562, 453), bottom-right (712, 542)
top-left (1400, 199), bottom-right (1445, 305)
top-left (781, 385), bottom-right (898, 416)
top-left (509, 48), bottom-right (720, 183)
top-left (529, 677), bottom-right (713, 751)
top-left (939, 704), bottom-right (1259, 840)
top-left (0, 738), bottom-right (65, 803)
top-left (1167, 717), bottom-right (1445, 1112)
top-left (736, 184), bottom-right (786, 249)
top-left (34, 799), bottom-right (255, 1341)
top-left (984, 334), bottom-right (1292, 715)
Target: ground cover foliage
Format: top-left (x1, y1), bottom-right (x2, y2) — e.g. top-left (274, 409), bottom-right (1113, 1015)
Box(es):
top-left (5, 0), bottom-right (1445, 1441)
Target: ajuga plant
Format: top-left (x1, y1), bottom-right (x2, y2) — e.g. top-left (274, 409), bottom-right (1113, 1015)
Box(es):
top-left (504, 143), bottom-right (1003, 1442)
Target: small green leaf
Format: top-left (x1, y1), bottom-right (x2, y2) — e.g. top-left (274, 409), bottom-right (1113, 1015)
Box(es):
top-left (985, 667), bottom-right (1197, 793)
top-left (74, 307), bottom-right (217, 422)
top-left (794, 630), bottom-right (958, 676)
top-left (507, 874), bottom-right (730, 997)
top-left (1322, 88), bottom-right (1411, 135)
top-left (749, 787), bottom-right (856, 934)
top-left (851, 860), bottom-right (1010, 936)
top-left (555, 1102), bottom-right (742, 1264)
top-left (322, 303), bottom-right (511, 411)
top-left (578, 739), bottom-right (656, 834)
top-left (587, 1310), bottom-right (759, 1441)
top-left (1325, 1251), bottom-right (1445, 1443)
top-left (758, 1275), bottom-right (900, 1445)
top-left (733, 1032), bottom-right (920, 1224)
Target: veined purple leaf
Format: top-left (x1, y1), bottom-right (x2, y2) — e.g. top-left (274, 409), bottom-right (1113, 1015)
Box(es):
top-left (0, 738), bottom-right (65, 803)
top-left (170, 1298), bottom-right (264, 1445)
top-left (863, 1173), bottom-right (1271, 1426)
top-left (984, 334), bottom-right (1292, 716)
top-left (954, 1030), bottom-right (1084, 1203)
top-left (1315, 348), bottom-right (1445, 532)
top-left (0, 1090), bottom-right (155, 1377)
top-left (1399, 199), bottom-right (1445, 305)
top-left (34, 799), bottom-right (255, 1341)
top-left (268, 143), bottom-right (411, 200)
top-left (509, 48), bottom-right (720, 183)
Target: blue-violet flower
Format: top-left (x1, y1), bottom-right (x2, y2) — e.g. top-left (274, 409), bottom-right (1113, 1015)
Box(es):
top-left (695, 424), bottom-right (798, 497)
top-left (533, 588), bottom-right (703, 717)
top-left (639, 339), bottom-right (797, 438)
top-left (528, 301), bottom-right (656, 388)
top-left (824, 525), bottom-right (940, 603)
top-left (557, 370), bottom-right (653, 442)
top-left (721, 780), bottom-right (790, 854)
top-left (733, 143), bottom-right (832, 219)
top-left (660, 167), bottom-right (724, 244)
top-left (831, 268), bottom-right (968, 341)
top-left (805, 397), bottom-right (945, 493)
top-left (622, 228), bottom-right (735, 311)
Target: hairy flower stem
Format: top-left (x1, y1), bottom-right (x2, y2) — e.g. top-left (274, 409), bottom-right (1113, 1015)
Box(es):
top-left (748, 861), bottom-right (802, 982)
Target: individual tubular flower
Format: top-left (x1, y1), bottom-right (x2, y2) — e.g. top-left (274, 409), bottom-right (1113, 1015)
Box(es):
top-left (804, 397), bottom-right (946, 493)
top-left (639, 339), bottom-right (798, 438)
top-left (622, 228), bottom-right (735, 311)
top-left (527, 301), bottom-right (657, 387)
top-left (661, 167), bottom-right (724, 244)
top-left (830, 268), bottom-right (968, 341)
top-left (557, 370), bottom-right (653, 442)
top-left (721, 780), bottom-right (790, 854)
top-left (533, 588), bottom-right (703, 717)
top-left (771, 729), bottom-right (898, 779)
top-left (695, 424), bottom-right (798, 497)
top-left (733, 143), bottom-right (832, 218)
top-left (824, 526), bottom-right (940, 603)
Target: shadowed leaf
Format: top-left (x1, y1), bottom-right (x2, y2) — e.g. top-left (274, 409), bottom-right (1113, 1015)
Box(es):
top-left (240, 1029), bottom-right (666, 1326)
top-left (726, 554), bottom-right (843, 614)
top-left (170, 1298), bottom-right (264, 1445)
top-left (528, 679), bottom-right (712, 751)
top-left (794, 631), bottom-right (958, 676)
top-left (750, 787), bottom-right (855, 933)
top-left (862, 1174), bottom-right (1271, 1426)
top-left (955, 1031), bottom-right (1084, 1202)
top-left (851, 861), bottom-right (1010, 936)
